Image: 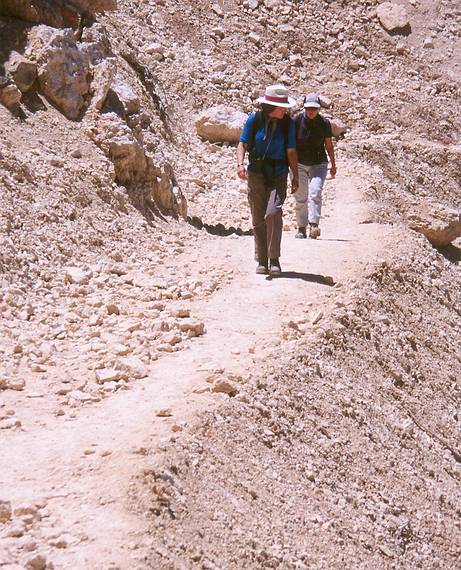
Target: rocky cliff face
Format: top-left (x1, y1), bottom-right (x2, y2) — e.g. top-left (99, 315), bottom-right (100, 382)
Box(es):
top-left (0, 0), bottom-right (116, 28)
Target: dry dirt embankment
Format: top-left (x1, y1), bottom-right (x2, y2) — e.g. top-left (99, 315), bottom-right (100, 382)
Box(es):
top-left (140, 232), bottom-right (461, 569)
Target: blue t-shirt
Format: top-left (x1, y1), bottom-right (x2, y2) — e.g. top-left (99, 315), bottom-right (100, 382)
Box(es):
top-left (240, 113), bottom-right (296, 175)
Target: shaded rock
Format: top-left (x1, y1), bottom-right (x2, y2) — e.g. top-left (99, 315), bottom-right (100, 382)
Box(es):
top-left (407, 200), bottom-right (461, 247)
top-left (28, 26), bottom-right (91, 120)
top-left (0, 81), bottom-right (22, 109)
top-left (195, 106), bottom-right (247, 144)
top-left (377, 2), bottom-right (410, 32)
top-left (5, 52), bottom-right (37, 93)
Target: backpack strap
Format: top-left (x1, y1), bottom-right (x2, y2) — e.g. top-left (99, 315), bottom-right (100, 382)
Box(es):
top-left (248, 110), bottom-right (264, 157)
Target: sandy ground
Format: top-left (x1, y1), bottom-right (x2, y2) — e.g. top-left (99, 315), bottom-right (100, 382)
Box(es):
top-left (0, 159), bottom-right (397, 568)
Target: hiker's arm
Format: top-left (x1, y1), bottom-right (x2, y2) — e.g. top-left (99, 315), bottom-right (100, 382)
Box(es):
top-left (325, 138), bottom-right (336, 178)
top-left (237, 142), bottom-right (248, 180)
top-left (286, 148), bottom-right (299, 194)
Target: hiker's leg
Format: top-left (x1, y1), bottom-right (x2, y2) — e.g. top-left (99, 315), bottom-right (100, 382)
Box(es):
top-left (248, 172), bottom-right (270, 263)
top-left (308, 162), bottom-right (328, 225)
top-left (294, 163), bottom-right (309, 229)
top-left (265, 174), bottom-right (287, 260)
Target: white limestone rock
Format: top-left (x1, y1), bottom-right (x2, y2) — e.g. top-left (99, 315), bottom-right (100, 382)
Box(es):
top-left (195, 106), bottom-right (247, 144)
top-left (407, 201), bottom-right (461, 247)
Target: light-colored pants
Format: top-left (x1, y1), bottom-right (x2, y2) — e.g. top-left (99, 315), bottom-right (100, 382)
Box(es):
top-left (294, 162), bottom-right (328, 227)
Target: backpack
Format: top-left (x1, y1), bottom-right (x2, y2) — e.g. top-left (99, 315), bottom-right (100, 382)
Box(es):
top-left (248, 111), bottom-right (291, 159)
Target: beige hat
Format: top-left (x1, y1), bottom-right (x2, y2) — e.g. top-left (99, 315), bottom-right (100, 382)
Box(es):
top-left (257, 83), bottom-right (296, 108)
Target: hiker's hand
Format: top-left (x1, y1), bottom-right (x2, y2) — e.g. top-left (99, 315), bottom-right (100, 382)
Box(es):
top-left (330, 166), bottom-right (337, 179)
top-left (237, 165), bottom-right (247, 180)
top-left (291, 176), bottom-right (299, 194)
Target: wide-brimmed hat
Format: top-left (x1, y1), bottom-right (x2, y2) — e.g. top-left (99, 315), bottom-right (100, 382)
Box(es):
top-left (257, 83), bottom-right (296, 108)
top-left (303, 92), bottom-right (321, 109)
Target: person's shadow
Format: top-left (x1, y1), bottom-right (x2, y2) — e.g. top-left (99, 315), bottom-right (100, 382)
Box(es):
top-left (267, 271), bottom-right (335, 286)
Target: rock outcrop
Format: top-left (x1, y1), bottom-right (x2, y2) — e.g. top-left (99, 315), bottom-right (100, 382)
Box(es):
top-left (85, 112), bottom-right (187, 217)
top-left (0, 0), bottom-right (116, 28)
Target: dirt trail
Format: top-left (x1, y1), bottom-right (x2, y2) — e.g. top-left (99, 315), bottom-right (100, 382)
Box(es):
top-left (0, 159), bottom-right (394, 568)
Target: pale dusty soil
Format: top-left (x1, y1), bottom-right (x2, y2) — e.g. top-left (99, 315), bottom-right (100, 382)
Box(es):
top-left (0, 159), bottom-right (393, 568)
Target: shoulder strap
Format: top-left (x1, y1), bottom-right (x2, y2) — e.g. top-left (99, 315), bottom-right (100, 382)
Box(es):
top-left (249, 111), bottom-right (264, 152)
top-left (280, 115), bottom-right (290, 148)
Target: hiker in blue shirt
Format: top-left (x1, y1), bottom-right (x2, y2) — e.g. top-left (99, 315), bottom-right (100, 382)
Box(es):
top-left (237, 84), bottom-right (298, 276)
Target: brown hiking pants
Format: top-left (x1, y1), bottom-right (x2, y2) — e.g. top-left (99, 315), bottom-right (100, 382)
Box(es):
top-left (247, 171), bottom-right (287, 262)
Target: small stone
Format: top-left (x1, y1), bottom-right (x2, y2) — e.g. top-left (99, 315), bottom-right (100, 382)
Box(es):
top-left (156, 408), bottom-right (172, 417)
top-left (106, 303), bottom-right (120, 315)
top-left (170, 307), bottom-right (190, 318)
top-left (0, 499), bottom-right (12, 522)
top-left (177, 319), bottom-right (205, 337)
top-left (211, 379), bottom-right (238, 395)
top-left (25, 554), bottom-right (47, 570)
top-left (14, 504), bottom-right (39, 517)
top-left (0, 418), bottom-right (22, 429)
top-left (5, 378), bottom-right (26, 391)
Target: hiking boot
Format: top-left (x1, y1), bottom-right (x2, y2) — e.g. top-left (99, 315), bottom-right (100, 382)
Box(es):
top-left (256, 260), bottom-right (268, 274)
top-left (295, 227), bottom-right (307, 239)
top-left (309, 223), bottom-right (321, 239)
top-left (269, 258), bottom-right (281, 276)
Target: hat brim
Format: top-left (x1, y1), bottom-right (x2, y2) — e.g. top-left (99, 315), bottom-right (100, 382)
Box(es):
top-left (257, 96), bottom-right (296, 108)
top-left (304, 102), bottom-right (321, 109)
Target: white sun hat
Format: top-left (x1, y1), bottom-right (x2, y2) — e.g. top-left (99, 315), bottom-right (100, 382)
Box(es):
top-left (256, 83), bottom-right (296, 108)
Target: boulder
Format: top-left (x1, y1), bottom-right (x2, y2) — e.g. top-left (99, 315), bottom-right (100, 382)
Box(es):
top-left (0, 0), bottom-right (116, 29)
top-left (407, 200), bottom-right (461, 247)
top-left (195, 105), bottom-right (247, 144)
top-left (377, 2), bottom-right (410, 32)
top-left (27, 26), bottom-right (91, 120)
top-left (324, 114), bottom-right (348, 138)
top-left (5, 52), bottom-right (37, 93)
